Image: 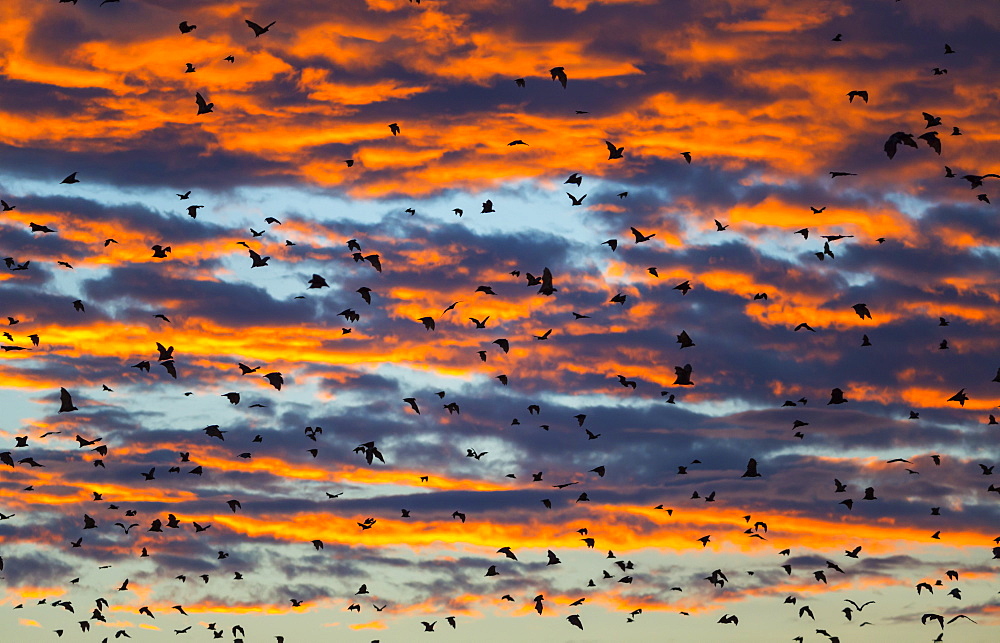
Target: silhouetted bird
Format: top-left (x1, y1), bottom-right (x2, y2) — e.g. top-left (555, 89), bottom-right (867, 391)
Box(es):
top-left (246, 19), bottom-right (276, 36)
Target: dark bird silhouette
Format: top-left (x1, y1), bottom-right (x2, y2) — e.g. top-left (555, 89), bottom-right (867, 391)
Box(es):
top-left (307, 274), bottom-right (328, 289)
top-left (538, 267), bottom-right (557, 295)
top-left (630, 227), bottom-right (655, 243)
top-left (246, 247), bottom-right (270, 267)
top-left (844, 599), bottom-right (874, 612)
top-left (355, 441), bottom-right (385, 464)
top-left (195, 92), bottom-right (213, 115)
top-left (847, 90), bottom-right (868, 103)
top-left (180, 204), bottom-right (204, 220)
top-left (617, 375), bottom-right (636, 389)
top-left (852, 303), bottom-right (872, 319)
top-left (742, 458), bottom-right (761, 477)
top-left (57, 388), bottom-right (79, 413)
top-left (246, 19), bottom-right (276, 36)
top-left (947, 388), bottom-right (968, 406)
top-left (922, 613), bottom-right (944, 628)
top-left (919, 131), bottom-right (942, 154)
top-left (155, 342), bottom-right (174, 361)
top-left (497, 546), bottom-right (517, 560)
top-left (550, 67), bottom-right (567, 88)
top-left (237, 362), bottom-right (261, 376)
top-left (884, 131), bottom-right (917, 159)
top-left (673, 364), bottom-right (693, 386)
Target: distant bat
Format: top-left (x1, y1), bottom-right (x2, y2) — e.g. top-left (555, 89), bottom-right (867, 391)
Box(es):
top-left (195, 92), bottom-right (213, 115)
top-left (59, 388), bottom-right (78, 413)
top-left (246, 19), bottom-right (276, 37)
top-left (549, 67), bottom-right (567, 88)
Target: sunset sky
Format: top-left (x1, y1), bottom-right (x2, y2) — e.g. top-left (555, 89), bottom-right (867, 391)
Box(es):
top-left (1, 0), bottom-right (999, 641)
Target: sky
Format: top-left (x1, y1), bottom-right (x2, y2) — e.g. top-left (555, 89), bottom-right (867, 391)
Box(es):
top-left (0, 0), bottom-right (999, 641)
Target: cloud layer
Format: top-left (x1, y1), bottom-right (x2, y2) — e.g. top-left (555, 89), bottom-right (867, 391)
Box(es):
top-left (0, 0), bottom-right (998, 641)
